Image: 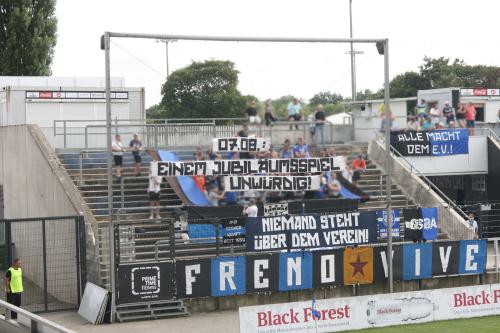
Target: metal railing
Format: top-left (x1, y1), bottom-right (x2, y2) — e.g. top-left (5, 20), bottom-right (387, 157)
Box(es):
top-left (0, 299), bottom-right (76, 333)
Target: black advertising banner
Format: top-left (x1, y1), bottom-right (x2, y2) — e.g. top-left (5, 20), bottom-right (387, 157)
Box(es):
top-left (373, 245), bottom-right (403, 282)
top-left (117, 262), bottom-right (174, 304)
top-left (246, 211), bottom-right (378, 252)
top-left (312, 249), bottom-right (344, 288)
top-left (221, 218), bottom-right (246, 245)
top-left (390, 129), bottom-right (469, 157)
top-left (187, 206), bottom-right (242, 220)
top-left (432, 241), bottom-right (460, 276)
top-left (246, 253), bottom-right (279, 293)
top-left (403, 208), bottom-right (424, 241)
top-left (175, 258), bottom-right (212, 299)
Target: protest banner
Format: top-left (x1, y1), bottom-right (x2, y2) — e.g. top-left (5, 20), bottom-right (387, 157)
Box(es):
top-left (212, 137), bottom-right (271, 152)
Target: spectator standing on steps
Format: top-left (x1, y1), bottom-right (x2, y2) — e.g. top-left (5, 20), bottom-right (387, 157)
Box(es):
top-left (112, 134), bottom-right (124, 178)
top-left (244, 100), bottom-right (261, 125)
top-left (468, 213), bottom-right (478, 239)
top-left (148, 167), bottom-right (162, 220)
top-left (129, 133), bottom-right (143, 176)
top-left (465, 102), bottom-right (477, 136)
top-left (243, 199), bottom-right (258, 218)
top-left (442, 101), bottom-right (455, 126)
top-left (5, 259), bottom-right (23, 319)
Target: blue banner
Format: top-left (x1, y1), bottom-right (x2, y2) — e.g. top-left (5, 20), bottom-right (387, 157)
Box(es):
top-left (421, 207), bottom-right (439, 240)
top-left (458, 240), bottom-right (486, 275)
top-left (376, 209), bottom-right (400, 238)
top-left (211, 256), bottom-right (246, 296)
top-left (246, 211), bottom-right (378, 252)
top-left (278, 252), bottom-right (312, 291)
top-left (403, 243), bottom-right (433, 280)
top-left (427, 129), bottom-right (469, 156)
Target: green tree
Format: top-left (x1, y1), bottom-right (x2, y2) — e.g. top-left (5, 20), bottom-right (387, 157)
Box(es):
top-left (389, 71), bottom-right (429, 98)
top-left (309, 91), bottom-right (344, 105)
top-left (0, 0), bottom-right (58, 75)
top-left (356, 89), bottom-right (383, 100)
top-left (160, 60), bottom-right (246, 119)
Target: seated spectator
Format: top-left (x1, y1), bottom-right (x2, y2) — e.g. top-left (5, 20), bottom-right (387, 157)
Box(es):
top-left (293, 137), bottom-right (310, 158)
top-left (244, 100), bottom-right (261, 125)
top-left (268, 145), bottom-right (279, 158)
top-left (243, 199), bottom-right (259, 217)
top-left (435, 122), bottom-right (444, 130)
top-left (280, 139), bottom-right (293, 158)
top-left (322, 147), bottom-right (336, 157)
top-left (407, 116), bottom-right (420, 131)
top-left (237, 124), bottom-right (249, 138)
top-left (448, 121), bottom-right (456, 129)
top-left (415, 99), bottom-right (427, 119)
top-left (206, 185), bottom-right (225, 207)
top-left (442, 101), bottom-right (455, 125)
top-left (264, 99), bottom-right (277, 127)
top-left (327, 172), bottom-right (342, 198)
top-left (287, 97), bottom-right (302, 130)
top-left (351, 154), bottom-right (366, 187)
top-left (422, 116), bottom-right (434, 130)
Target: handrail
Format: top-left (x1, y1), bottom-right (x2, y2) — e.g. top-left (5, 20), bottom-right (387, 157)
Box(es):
top-left (375, 133), bottom-right (468, 219)
top-left (0, 299), bottom-right (77, 333)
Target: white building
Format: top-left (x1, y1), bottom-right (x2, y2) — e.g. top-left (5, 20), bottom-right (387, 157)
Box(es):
top-left (0, 76), bottom-right (145, 149)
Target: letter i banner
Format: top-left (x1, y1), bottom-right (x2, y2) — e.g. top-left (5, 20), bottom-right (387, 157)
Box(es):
top-left (403, 243), bottom-right (432, 280)
top-left (343, 247), bottom-right (374, 285)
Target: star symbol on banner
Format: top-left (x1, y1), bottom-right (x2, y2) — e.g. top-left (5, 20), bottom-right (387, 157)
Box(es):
top-left (350, 254), bottom-right (368, 277)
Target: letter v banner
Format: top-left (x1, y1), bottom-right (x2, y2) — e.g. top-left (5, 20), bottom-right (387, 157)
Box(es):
top-left (343, 247), bottom-right (374, 285)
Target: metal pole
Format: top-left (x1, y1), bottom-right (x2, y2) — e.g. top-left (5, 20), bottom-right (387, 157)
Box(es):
top-left (104, 31), bottom-right (116, 322)
top-left (383, 39), bottom-right (393, 294)
top-left (349, 0), bottom-right (356, 101)
top-left (166, 41), bottom-right (170, 77)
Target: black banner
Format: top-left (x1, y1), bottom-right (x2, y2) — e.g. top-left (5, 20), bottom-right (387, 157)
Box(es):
top-left (117, 262), bottom-right (174, 304)
top-left (390, 131), bottom-right (431, 156)
top-left (246, 253), bottom-right (279, 293)
top-left (175, 258), bottom-right (212, 299)
top-left (246, 211), bottom-right (378, 252)
top-left (373, 245), bottom-right (403, 282)
top-left (432, 241), bottom-right (460, 276)
top-left (312, 249), bottom-right (344, 287)
top-left (403, 208), bottom-right (424, 241)
top-left (221, 218), bottom-right (246, 245)
top-left (390, 129), bottom-right (469, 157)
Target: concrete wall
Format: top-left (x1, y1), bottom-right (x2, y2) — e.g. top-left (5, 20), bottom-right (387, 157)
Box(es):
top-left (0, 125), bottom-right (101, 301)
top-left (368, 139), bottom-right (472, 240)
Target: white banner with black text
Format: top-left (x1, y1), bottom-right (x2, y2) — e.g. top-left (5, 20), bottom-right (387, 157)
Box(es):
top-left (223, 175), bottom-right (321, 192)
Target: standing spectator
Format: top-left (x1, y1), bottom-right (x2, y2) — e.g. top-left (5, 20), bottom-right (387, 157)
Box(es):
top-left (280, 139), bottom-right (293, 158)
top-left (415, 99), bottom-right (427, 119)
top-left (237, 124), bottom-right (250, 159)
top-left (307, 113), bottom-right (316, 142)
top-left (351, 154), bottom-right (366, 187)
top-left (380, 111), bottom-right (395, 132)
top-left (407, 116), bottom-right (420, 131)
top-left (264, 99), bottom-right (277, 126)
top-left (5, 259), bottom-right (23, 319)
top-left (287, 97), bottom-right (302, 130)
top-left (148, 167), bottom-right (162, 219)
top-left (112, 134), bottom-right (124, 178)
top-left (243, 199), bottom-right (258, 217)
top-left (429, 103), bottom-right (441, 123)
top-left (314, 104), bottom-right (326, 145)
top-left (468, 213), bottom-right (478, 239)
top-left (455, 102), bottom-right (466, 128)
top-left (293, 137), bottom-right (310, 158)
top-left (129, 133), bottom-right (143, 176)
top-left (244, 100), bottom-right (261, 125)
top-left (465, 102), bottom-right (477, 135)
top-left (442, 101), bottom-right (455, 126)
top-left (207, 185), bottom-right (225, 207)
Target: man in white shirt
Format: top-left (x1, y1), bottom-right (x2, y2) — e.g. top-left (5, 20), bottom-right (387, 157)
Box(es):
top-left (243, 199), bottom-right (258, 218)
top-left (148, 167), bottom-right (163, 219)
top-left (468, 213), bottom-right (479, 240)
top-left (112, 134), bottom-right (124, 178)
top-left (429, 103), bottom-right (441, 123)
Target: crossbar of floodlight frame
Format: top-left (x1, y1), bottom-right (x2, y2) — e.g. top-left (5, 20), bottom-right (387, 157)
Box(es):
top-left (102, 31), bottom-right (393, 322)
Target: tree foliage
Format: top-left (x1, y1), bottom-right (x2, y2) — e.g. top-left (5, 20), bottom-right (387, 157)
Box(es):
top-left (0, 0), bottom-right (58, 76)
top-left (160, 60), bottom-right (246, 119)
top-left (389, 71), bottom-right (428, 98)
top-left (309, 91), bottom-right (344, 105)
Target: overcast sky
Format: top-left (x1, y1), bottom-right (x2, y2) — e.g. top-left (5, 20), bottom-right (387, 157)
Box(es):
top-left (52, 0), bottom-right (500, 107)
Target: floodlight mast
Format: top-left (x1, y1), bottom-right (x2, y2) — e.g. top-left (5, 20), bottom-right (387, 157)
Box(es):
top-left (102, 32), bottom-right (393, 321)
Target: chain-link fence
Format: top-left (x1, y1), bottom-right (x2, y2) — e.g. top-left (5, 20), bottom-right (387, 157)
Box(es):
top-left (0, 216), bottom-right (86, 313)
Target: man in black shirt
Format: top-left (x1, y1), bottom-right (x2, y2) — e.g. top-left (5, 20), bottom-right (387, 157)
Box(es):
top-left (314, 104), bottom-right (326, 145)
top-left (442, 101), bottom-right (455, 126)
top-left (244, 101), bottom-right (261, 125)
top-left (129, 134), bottom-right (143, 176)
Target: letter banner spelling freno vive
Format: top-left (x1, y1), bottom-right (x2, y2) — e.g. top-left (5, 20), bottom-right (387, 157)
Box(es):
top-left (245, 211), bottom-right (378, 252)
top-left (152, 157), bottom-right (339, 176)
top-left (390, 129), bottom-right (468, 157)
top-left (212, 137), bottom-right (271, 152)
top-left (117, 240), bottom-right (486, 303)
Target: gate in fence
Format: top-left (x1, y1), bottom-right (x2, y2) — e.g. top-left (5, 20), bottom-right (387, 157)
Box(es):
top-left (0, 215), bottom-right (86, 313)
